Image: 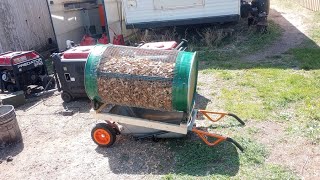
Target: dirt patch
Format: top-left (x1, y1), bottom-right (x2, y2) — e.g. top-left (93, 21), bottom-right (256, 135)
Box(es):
top-left (0, 93), bottom-right (174, 180)
top-left (247, 121), bottom-right (286, 145)
top-left (267, 136), bottom-right (320, 180)
top-left (244, 7), bottom-right (310, 61)
top-left (247, 121), bottom-right (320, 180)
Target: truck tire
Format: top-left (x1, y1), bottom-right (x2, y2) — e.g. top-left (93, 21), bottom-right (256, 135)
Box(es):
top-left (61, 91), bottom-right (73, 103)
top-left (241, 3), bottom-right (251, 18)
top-left (253, 0), bottom-right (270, 14)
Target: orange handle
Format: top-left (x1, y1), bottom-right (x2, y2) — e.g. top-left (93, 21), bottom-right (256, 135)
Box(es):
top-left (192, 128), bottom-right (226, 146)
top-left (198, 110), bottom-right (245, 125)
top-left (198, 110), bottom-right (228, 122)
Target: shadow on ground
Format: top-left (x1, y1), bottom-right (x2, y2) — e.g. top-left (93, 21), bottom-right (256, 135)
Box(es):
top-left (15, 94), bottom-right (92, 114)
top-left (195, 93), bottom-right (211, 110)
top-left (62, 98), bottom-right (92, 113)
top-left (194, 93), bottom-right (211, 120)
top-left (0, 142), bottom-right (24, 161)
top-left (95, 134), bottom-right (240, 177)
top-left (15, 92), bottom-right (56, 112)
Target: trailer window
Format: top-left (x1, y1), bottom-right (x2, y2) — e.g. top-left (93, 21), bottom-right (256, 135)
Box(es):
top-left (63, 0), bottom-right (97, 11)
top-left (154, 0), bottom-right (204, 10)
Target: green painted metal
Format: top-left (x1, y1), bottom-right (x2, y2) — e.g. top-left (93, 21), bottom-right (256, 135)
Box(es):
top-left (172, 51), bottom-right (198, 112)
top-left (85, 45), bottom-right (198, 113)
top-left (84, 44), bottom-right (109, 102)
top-left (187, 52), bottom-right (198, 111)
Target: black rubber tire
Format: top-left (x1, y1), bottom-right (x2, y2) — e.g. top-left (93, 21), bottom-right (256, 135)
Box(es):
top-left (42, 76), bottom-right (56, 90)
top-left (241, 3), bottom-right (251, 18)
top-left (61, 91), bottom-right (73, 103)
top-left (91, 123), bottom-right (117, 147)
top-left (254, 0), bottom-right (270, 14)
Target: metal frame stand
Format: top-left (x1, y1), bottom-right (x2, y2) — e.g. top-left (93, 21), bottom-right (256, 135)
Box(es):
top-left (91, 105), bottom-right (245, 151)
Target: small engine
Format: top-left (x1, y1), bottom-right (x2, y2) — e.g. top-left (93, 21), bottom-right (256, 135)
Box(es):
top-left (0, 51), bottom-right (54, 92)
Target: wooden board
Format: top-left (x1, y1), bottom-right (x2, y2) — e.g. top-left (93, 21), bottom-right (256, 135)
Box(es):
top-left (91, 109), bottom-right (189, 134)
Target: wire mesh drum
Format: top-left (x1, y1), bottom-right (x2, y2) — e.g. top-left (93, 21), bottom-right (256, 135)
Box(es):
top-left (85, 44), bottom-right (198, 112)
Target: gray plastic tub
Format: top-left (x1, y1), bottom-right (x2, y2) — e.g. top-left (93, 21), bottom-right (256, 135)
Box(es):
top-left (0, 105), bottom-right (22, 148)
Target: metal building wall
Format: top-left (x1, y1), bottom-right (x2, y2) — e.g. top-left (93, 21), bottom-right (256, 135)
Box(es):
top-left (0, 0), bottom-right (56, 53)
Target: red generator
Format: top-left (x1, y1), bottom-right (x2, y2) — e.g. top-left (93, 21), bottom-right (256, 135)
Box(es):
top-left (0, 51), bottom-right (54, 92)
top-left (139, 41), bottom-right (178, 50)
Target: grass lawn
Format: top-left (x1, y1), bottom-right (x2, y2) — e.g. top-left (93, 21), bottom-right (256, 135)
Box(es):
top-left (162, 1), bottom-right (319, 179)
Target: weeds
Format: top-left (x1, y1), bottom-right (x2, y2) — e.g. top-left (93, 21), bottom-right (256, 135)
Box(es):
top-left (131, 22), bottom-right (239, 49)
top-left (197, 28), bottom-right (232, 48)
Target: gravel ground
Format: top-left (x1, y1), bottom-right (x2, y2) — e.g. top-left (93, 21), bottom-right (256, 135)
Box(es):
top-left (0, 92), bottom-right (175, 180)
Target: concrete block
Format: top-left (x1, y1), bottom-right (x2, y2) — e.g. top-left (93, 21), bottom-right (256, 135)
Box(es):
top-left (0, 91), bottom-right (26, 108)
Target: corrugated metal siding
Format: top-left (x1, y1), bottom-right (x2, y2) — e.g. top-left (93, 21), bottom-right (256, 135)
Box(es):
top-left (0, 0), bottom-right (56, 53)
top-left (297, 0), bottom-right (320, 11)
top-left (124, 0), bottom-right (240, 24)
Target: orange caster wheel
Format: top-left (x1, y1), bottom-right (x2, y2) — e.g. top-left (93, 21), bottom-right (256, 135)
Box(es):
top-left (91, 123), bottom-right (116, 147)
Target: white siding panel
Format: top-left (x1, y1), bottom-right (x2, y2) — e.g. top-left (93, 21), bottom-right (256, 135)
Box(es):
top-left (104, 0), bottom-right (135, 41)
top-left (124, 0), bottom-right (240, 24)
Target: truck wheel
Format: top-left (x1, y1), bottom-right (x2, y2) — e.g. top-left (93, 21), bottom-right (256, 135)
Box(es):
top-left (91, 123), bottom-right (116, 147)
top-left (241, 3), bottom-right (251, 18)
top-left (254, 0), bottom-right (270, 14)
top-left (61, 91), bottom-right (73, 103)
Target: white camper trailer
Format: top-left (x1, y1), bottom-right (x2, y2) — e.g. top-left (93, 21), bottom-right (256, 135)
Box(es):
top-left (123, 0), bottom-right (270, 29)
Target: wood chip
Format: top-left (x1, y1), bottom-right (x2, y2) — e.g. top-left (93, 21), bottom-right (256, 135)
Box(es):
top-left (97, 46), bottom-right (178, 111)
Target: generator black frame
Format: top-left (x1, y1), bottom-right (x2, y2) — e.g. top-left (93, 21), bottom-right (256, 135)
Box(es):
top-left (0, 51), bottom-right (49, 93)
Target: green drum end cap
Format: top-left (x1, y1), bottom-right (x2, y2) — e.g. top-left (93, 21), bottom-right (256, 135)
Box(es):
top-left (84, 44), bottom-right (109, 102)
top-left (172, 51), bottom-right (198, 112)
